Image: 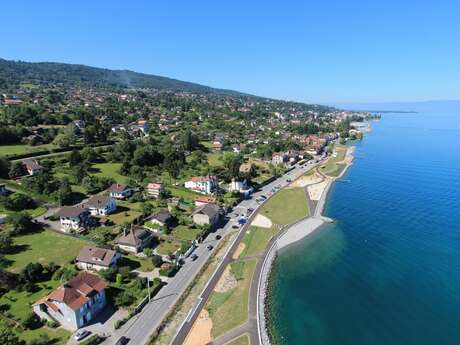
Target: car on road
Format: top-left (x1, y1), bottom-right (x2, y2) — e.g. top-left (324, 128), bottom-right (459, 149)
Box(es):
top-left (232, 224), bottom-right (239, 229)
top-left (260, 195), bottom-right (267, 200)
top-left (206, 245), bottom-right (214, 250)
top-left (74, 330), bottom-right (90, 341)
top-left (190, 253), bottom-right (198, 261)
top-left (238, 218), bottom-right (247, 224)
top-left (286, 178), bottom-right (292, 182)
top-left (115, 336), bottom-right (129, 345)
top-left (215, 235), bottom-right (222, 240)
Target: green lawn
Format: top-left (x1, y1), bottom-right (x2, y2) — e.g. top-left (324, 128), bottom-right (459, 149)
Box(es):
top-left (239, 226), bottom-right (278, 258)
top-left (91, 162), bottom-right (128, 184)
top-left (156, 240), bottom-right (181, 256)
top-left (261, 187), bottom-right (309, 225)
top-left (206, 259), bottom-right (257, 338)
top-left (207, 152), bottom-right (224, 167)
top-left (21, 326), bottom-right (70, 345)
top-left (105, 201), bottom-right (142, 225)
top-left (124, 255), bottom-right (155, 272)
top-left (0, 205), bottom-right (47, 218)
top-left (319, 145), bottom-right (347, 177)
top-left (170, 225), bottom-right (202, 241)
top-left (0, 143), bottom-right (57, 157)
top-left (4, 229), bottom-right (89, 273)
top-left (168, 186), bottom-right (201, 203)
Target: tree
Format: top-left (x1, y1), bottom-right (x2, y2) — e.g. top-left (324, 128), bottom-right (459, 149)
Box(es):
top-left (54, 178), bottom-right (73, 206)
top-left (20, 262), bottom-right (44, 283)
top-left (0, 158), bottom-right (11, 179)
top-left (8, 161), bottom-right (26, 178)
top-left (0, 326), bottom-right (23, 345)
top-left (69, 149), bottom-right (83, 168)
top-left (6, 213), bottom-right (34, 235)
top-left (0, 233), bottom-right (13, 254)
top-left (4, 193), bottom-right (35, 211)
top-left (183, 130), bottom-right (199, 151)
top-left (53, 133), bottom-right (73, 148)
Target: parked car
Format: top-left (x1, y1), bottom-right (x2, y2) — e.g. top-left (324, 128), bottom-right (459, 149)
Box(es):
top-left (232, 224), bottom-right (239, 229)
top-left (115, 337), bottom-right (129, 345)
top-left (190, 253), bottom-right (198, 261)
top-left (215, 235), bottom-right (222, 240)
top-left (74, 330), bottom-right (90, 341)
top-left (206, 245), bottom-right (214, 250)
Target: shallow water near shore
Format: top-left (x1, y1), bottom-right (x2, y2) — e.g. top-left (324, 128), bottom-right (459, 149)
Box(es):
top-left (267, 112), bottom-right (460, 345)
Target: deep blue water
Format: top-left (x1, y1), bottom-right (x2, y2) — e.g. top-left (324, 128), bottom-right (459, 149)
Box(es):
top-left (268, 112), bottom-right (460, 345)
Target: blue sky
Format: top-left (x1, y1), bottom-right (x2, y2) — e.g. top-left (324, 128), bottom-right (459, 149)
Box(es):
top-left (1, 0), bottom-right (459, 104)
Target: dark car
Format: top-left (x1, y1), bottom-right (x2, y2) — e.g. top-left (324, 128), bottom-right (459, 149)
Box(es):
top-left (232, 224), bottom-right (239, 229)
top-left (215, 235), bottom-right (222, 240)
top-left (115, 336), bottom-right (129, 345)
top-left (206, 245), bottom-right (214, 250)
top-left (190, 253), bottom-right (198, 261)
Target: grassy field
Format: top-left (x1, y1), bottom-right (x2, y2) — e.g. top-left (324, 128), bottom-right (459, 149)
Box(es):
top-left (156, 240), bottom-right (181, 256)
top-left (168, 186), bottom-right (201, 203)
top-left (260, 187), bottom-right (309, 225)
top-left (0, 204), bottom-right (47, 218)
top-left (226, 334), bottom-right (250, 345)
top-left (91, 162), bottom-right (128, 184)
top-left (21, 326), bottom-right (70, 345)
top-left (319, 145), bottom-right (347, 177)
top-left (0, 143), bottom-right (57, 157)
top-left (239, 226), bottom-right (278, 258)
top-left (105, 201), bottom-right (142, 225)
top-left (206, 259), bottom-right (257, 338)
top-left (124, 255), bottom-right (155, 272)
top-left (4, 229), bottom-right (89, 273)
top-left (170, 225), bottom-right (202, 241)
top-left (206, 152), bottom-right (224, 167)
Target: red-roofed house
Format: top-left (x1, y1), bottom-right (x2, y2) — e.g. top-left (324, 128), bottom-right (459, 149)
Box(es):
top-left (33, 272), bottom-right (107, 330)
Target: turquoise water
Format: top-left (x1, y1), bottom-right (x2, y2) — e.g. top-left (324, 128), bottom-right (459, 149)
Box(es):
top-left (268, 112), bottom-right (460, 345)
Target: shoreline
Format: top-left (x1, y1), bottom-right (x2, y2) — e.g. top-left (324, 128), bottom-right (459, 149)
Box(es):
top-left (257, 145), bottom-right (355, 345)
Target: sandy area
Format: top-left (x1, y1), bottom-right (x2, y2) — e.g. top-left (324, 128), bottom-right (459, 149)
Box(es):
top-left (214, 266), bottom-right (237, 293)
top-left (251, 214), bottom-right (273, 228)
top-left (183, 309), bottom-right (213, 345)
top-left (307, 180), bottom-right (329, 201)
top-left (233, 243), bottom-right (246, 259)
top-left (290, 174), bottom-right (323, 187)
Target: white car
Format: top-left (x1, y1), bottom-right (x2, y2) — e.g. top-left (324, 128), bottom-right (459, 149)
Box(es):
top-left (74, 329), bottom-right (90, 341)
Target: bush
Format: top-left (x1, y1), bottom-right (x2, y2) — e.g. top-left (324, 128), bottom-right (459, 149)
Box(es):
top-left (22, 312), bottom-right (42, 329)
top-left (80, 335), bottom-right (102, 345)
top-left (47, 320), bottom-right (58, 328)
top-left (151, 254), bottom-right (163, 268)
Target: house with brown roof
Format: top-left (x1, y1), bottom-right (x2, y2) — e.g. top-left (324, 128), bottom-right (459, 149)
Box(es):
top-left (108, 183), bottom-right (132, 199)
top-left (192, 204), bottom-right (222, 227)
top-left (56, 206), bottom-right (95, 233)
top-left (86, 195), bottom-right (116, 216)
top-left (76, 246), bottom-right (121, 271)
top-left (33, 272), bottom-right (107, 330)
top-left (116, 227), bottom-right (153, 253)
top-left (194, 195), bottom-right (217, 207)
top-left (22, 159), bottom-right (44, 176)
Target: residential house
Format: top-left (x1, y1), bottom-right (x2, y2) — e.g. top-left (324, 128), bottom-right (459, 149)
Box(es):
top-left (116, 227), bottom-right (153, 253)
top-left (184, 176), bottom-right (217, 194)
top-left (212, 140), bottom-right (223, 151)
top-left (107, 183), bottom-right (132, 199)
top-left (56, 206), bottom-right (95, 233)
top-left (192, 204), bottom-right (221, 227)
top-left (147, 210), bottom-right (175, 229)
top-left (23, 159), bottom-right (44, 175)
top-left (76, 246), bottom-right (121, 271)
top-left (86, 195), bottom-right (116, 216)
top-left (146, 182), bottom-right (164, 199)
top-left (33, 272), bottom-right (107, 330)
top-left (272, 152), bottom-right (288, 165)
top-left (239, 163), bottom-right (254, 175)
top-left (194, 195), bottom-right (217, 207)
top-left (229, 179), bottom-right (247, 192)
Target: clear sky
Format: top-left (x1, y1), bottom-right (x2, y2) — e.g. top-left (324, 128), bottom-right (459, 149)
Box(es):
top-left (1, 0), bottom-right (459, 104)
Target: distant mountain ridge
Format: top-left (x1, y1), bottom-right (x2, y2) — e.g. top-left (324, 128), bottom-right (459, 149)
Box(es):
top-left (334, 100), bottom-right (460, 112)
top-left (0, 58), bottom-right (251, 97)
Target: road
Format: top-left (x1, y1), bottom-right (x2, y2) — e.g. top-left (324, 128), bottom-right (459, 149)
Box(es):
top-left (170, 159), bottom-right (323, 345)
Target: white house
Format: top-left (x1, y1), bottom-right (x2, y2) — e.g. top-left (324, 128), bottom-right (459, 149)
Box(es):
top-left (56, 206), bottom-right (95, 233)
top-left (108, 183), bottom-right (132, 199)
top-left (116, 227), bottom-right (153, 253)
top-left (146, 182), bottom-right (164, 198)
top-left (86, 195), bottom-right (117, 216)
top-left (272, 152), bottom-right (287, 165)
top-left (33, 272), bottom-right (107, 330)
top-left (184, 176), bottom-right (217, 194)
top-left (76, 246), bottom-right (121, 271)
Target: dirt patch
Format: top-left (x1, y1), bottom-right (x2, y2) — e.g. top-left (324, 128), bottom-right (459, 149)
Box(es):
top-left (183, 309), bottom-right (213, 345)
top-left (290, 174), bottom-right (323, 187)
top-left (233, 243), bottom-right (246, 259)
top-left (214, 266), bottom-right (237, 293)
top-left (251, 214), bottom-right (272, 228)
top-left (307, 180), bottom-right (329, 201)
